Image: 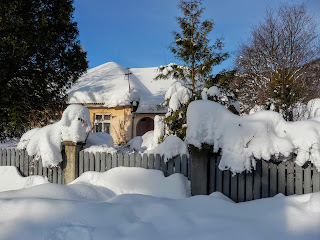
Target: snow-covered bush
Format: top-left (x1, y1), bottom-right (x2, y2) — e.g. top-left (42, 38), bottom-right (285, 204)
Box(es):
top-left (17, 105), bottom-right (92, 167)
top-left (149, 135), bottom-right (188, 162)
top-left (186, 100), bottom-right (320, 174)
top-left (84, 132), bottom-right (116, 154)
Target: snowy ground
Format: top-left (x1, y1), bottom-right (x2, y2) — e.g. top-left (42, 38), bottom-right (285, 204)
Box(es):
top-left (0, 166), bottom-right (319, 240)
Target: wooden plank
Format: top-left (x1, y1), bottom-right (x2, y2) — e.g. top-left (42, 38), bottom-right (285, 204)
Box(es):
top-left (34, 159), bottom-right (38, 175)
top-left (142, 153), bottom-right (148, 169)
top-left (19, 150), bottom-right (24, 175)
top-left (216, 162), bottom-right (223, 193)
top-left (15, 149), bottom-right (20, 169)
top-left (124, 153), bottom-right (129, 167)
top-left (223, 170), bottom-right (230, 198)
top-left (11, 149), bottom-right (15, 166)
top-left (106, 153), bottom-right (112, 170)
top-left (167, 159), bottom-right (174, 176)
top-left (43, 167), bottom-right (48, 180)
top-left (253, 160), bottom-right (262, 200)
top-left (53, 167), bottom-right (58, 184)
top-left (238, 172), bottom-right (245, 202)
top-left (148, 154), bottom-right (154, 169)
top-left (278, 162), bottom-right (286, 195)
top-left (304, 164), bottom-right (312, 194)
top-left (112, 153), bottom-right (118, 168)
top-left (79, 151), bottom-right (84, 175)
top-left (101, 152), bottom-right (106, 172)
top-left (24, 151), bottom-right (29, 177)
top-left (230, 174), bottom-right (238, 202)
top-left (38, 158), bottom-right (43, 176)
top-left (295, 164), bottom-right (303, 195)
top-left (6, 149), bottom-right (11, 166)
top-left (154, 154), bottom-right (161, 170)
top-left (208, 156), bottom-right (216, 194)
top-left (161, 156), bottom-right (167, 177)
top-left (261, 161), bottom-right (269, 198)
top-left (188, 154), bottom-right (191, 180)
top-left (174, 155), bottom-right (181, 173)
top-left (84, 152), bottom-right (89, 172)
top-left (269, 162), bottom-right (277, 197)
top-left (286, 161), bottom-right (294, 195)
top-left (245, 171), bottom-right (253, 201)
top-left (181, 154), bottom-right (188, 177)
top-left (136, 154), bottom-right (142, 168)
top-left (58, 166), bottom-right (62, 184)
top-left (118, 153), bottom-right (124, 167)
top-left (29, 156), bottom-right (34, 175)
top-left (89, 153), bottom-right (95, 171)
top-left (48, 168), bottom-right (53, 183)
top-left (95, 152), bottom-right (101, 172)
top-left (0, 149), bottom-right (3, 166)
top-left (129, 153), bottom-right (135, 167)
top-left (312, 167), bottom-right (320, 192)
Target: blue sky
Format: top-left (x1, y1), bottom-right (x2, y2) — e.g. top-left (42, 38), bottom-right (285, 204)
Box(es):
top-left (73, 0), bottom-right (320, 74)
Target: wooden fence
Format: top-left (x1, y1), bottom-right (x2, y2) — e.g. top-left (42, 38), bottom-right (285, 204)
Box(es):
top-left (0, 148), bottom-right (64, 184)
top-left (208, 154), bottom-right (320, 202)
top-left (78, 151), bottom-right (190, 178)
top-left (1, 147), bottom-right (320, 203)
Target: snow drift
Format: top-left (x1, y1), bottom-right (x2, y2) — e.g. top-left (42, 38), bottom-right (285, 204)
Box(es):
top-left (186, 100), bottom-right (320, 173)
top-left (71, 167), bottom-right (190, 199)
top-left (0, 166), bottom-right (49, 192)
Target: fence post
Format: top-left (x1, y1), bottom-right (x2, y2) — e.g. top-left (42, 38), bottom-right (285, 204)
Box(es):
top-left (189, 144), bottom-right (211, 195)
top-left (61, 141), bottom-right (85, 184)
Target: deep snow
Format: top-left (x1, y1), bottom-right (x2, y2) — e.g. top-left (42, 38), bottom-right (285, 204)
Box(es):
top-left (0, 166), bottom-right (319, 240)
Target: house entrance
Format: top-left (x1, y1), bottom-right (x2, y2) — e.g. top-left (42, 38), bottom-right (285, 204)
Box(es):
top-left (136, 117), bottom-right (154, 136)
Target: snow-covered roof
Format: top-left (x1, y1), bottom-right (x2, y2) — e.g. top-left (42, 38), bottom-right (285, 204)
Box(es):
top-left (68, 62), bottom-right (176, 113)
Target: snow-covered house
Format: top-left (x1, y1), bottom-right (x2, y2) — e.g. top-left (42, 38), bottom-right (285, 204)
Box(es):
top-left (68, 62), bottom-right (175, 145)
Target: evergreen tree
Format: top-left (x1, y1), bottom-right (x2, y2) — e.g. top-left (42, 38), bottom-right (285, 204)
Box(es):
top-left (0, 0), bottom-right (88, 139)
top-left (156, 0), bottom-right (228, 92)
top-left (156, 0), bottom-right (228, 140)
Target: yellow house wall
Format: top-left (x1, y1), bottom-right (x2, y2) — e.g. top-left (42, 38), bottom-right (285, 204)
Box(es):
top-left (87, 106), bottom-right (133, 146)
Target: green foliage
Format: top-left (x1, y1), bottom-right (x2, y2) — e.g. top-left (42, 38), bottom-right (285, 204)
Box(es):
top-left (0, 0), bottom-right (88, 139)
top-left (156, 0), bottom-right (229, 140)
top-left (156, 0), bottom-right (228, 92)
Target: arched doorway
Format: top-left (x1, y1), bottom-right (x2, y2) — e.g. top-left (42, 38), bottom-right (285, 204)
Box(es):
top-left (136, 117), bottom-right (154, 136)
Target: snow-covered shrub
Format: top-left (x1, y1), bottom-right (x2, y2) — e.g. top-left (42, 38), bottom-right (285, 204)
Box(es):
top-left (127, 136), bottom-right (143, 151)
top-left (149, 135), bottom-right (188, 162)
top-left (186, 100), bottom-right (320, 174)
top-left (83, 132), bottom-right (116, 154)
top-left (17, 105), bottom-right (92, 167)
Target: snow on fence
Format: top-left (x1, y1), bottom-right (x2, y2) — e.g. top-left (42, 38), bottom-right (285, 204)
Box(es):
top-left (1, 147), bottom-right (320, 203)
top-left (0, 148), bottom-right (64, 184)
top-left (208, 153), bottom-right (320, 202)
top-left (78, 151), bottom-right (190, 178)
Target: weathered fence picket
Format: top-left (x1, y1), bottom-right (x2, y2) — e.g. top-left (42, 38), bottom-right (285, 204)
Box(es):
top-left (1, 147), bottom-right (320, 203)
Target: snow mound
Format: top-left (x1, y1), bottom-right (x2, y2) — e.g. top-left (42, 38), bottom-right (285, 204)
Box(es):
top-left (16, 128), bottom-right (39, 150)
top-left (309, 192), bottom-right (320, 213)
top-left (186, 100), bottom-right (320, 173)
top-left (308, 98), bottom-right (320, 119)
top-left (0, 166), bottom-right (49, 192)
top-left (149, 135), bottom-right (189, 162)
top-left (127, 136), bottom-right (143, 151)
top-left (17, 105), bottom-right (92, 167)
top-left (84, 132), bottom-right (116, 153)
top-left (71, 167), bottom-right (191, 199)
top-left (209, 192), bottom-right (235, 203)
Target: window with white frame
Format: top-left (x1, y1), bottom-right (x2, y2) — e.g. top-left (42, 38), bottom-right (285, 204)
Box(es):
top-left (94, 113), bottom-right (111, 134)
